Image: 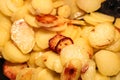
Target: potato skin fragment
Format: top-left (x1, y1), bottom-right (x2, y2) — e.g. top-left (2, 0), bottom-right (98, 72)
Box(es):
top-left (49, 34), bottom-right (73, 54)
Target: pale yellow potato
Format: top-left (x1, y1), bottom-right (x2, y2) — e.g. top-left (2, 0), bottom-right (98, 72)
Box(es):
top-left (31, 68), bottom-right (59, 80)
top-left (95, 71), bottom-right (110, 80)
top-left (90, 12), bottom-right (115, 23)
top-left (0, 27), bottom-right (10, 47)
top-left (88, 22), bottom-right (115, 49)
top-left (80, 26), bottom-right (94, 41)
top-left (11, 19), bottom-right (35, 54)
top-left (27, 3), bottom-right (36, 15)
top-left (50, 8), bottom-right (57, 15)
top-left (58, 5), bottom-right (71, 18)
top-left (24, 13), bottom-right (39, 28)
top-left (83, 14), bottom-right (100, 25)
top-left (60, 25), bottom-right (81, 40)
top-left (74, 37), bottom-right (93, 58)
top-left (76, 0), bottom-right (101, 13)
top-left (11, 5), bottom-right (28, 21)
top-left (40, 51), bottom-right (63, 73)
top-left (63, 0), bottom-right (85, 19)
top-left (35, 29), bottom-right (56, 50)
top-left (2, 41), bottom-right (30, 63)
top-left (27, 52), bottom-right (42, 68)
top-left (0, 12), bottom-right (12, 32)
top-left (6, 0), bottom-right (24, 12)
top-left (0, 0), bottom-right (13, 16)
top-left (60, 44), bottom-right (89, 66)
top-left (53, 0), bottom-right (64, 8)
top-left (16, 68), bottom-right (35, 80)
top-left (81, 60), bottom-right (96, 80)
top-left (31, 0), bottom-right (53, 14)
top-left (35, 52), bottom-right (46, 68)
top-left (32, 43), bottom-right (43, 52)
top-left (95, 50), bottom-right (120, 76)
top-left (83, 12), bottom-right (114, 25)
top-left (106, 29), bottom-right (120, 52)
top-left (111, 72), bottom-right (120, 80)
top-left (114, 18), bottom-right (120, 29)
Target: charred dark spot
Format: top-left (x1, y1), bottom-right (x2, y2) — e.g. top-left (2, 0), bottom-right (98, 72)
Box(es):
top-left (64, 66), bottom-right (77, 77)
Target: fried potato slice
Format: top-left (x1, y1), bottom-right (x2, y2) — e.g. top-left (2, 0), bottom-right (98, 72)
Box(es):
top-left (2, 41), bottom-right (30, 63)
top-left (95, 50), bottom-right (120, 76)
top-left (11, 19), bottom-right (35, 54)
top-left (31, 0), bottom-right (53, 14)
top-left (49, 34), bottom-right (73, 54)
top-left (35, 29), bottom-right (56, 50)
top-left (0, 0), bottom-right (13, 16)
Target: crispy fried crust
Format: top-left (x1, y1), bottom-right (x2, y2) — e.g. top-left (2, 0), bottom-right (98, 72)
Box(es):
top-left (55, 37), bottom-right (73, 53)
top-left (49, 34), bottom-right (73, 54)
top-left (3, 61), bottom-right (27, 80)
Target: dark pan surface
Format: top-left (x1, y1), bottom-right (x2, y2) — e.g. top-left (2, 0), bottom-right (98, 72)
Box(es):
top-left (0, 59), bottom-right (9, 80)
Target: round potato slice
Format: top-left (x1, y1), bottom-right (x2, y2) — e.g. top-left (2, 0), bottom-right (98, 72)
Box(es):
top-left (2, 41), bottom-right (30, 63)
top-left (95, 50), bottom-right (120, 76)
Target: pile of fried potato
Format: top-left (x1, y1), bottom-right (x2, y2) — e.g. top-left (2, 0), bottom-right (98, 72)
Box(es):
top-left (0, 0), bottom-right (120, 80)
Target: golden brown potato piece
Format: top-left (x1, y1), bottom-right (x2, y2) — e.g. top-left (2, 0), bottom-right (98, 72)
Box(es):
top-left (3, 61), bottom-right (28, 80)
top-left (49, 34), bottom-right (73, 53)
top-left (55, 37), bottom-right (73, 53)
top-left (49, 34), bottom-right (66, 52)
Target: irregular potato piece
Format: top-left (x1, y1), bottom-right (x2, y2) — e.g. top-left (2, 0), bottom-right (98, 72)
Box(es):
top-left (114, 18), bottom-right (120, 29)
top-left (74, 37), bottom-right (93, 58)
top-left (81, 60), bottom-right (96, 80)
top-left (27, 52), bottom-right (42, 68)
top-left (11, 19), bottom-right (35, 54)
top-left (2, 41), bottom-right (30, 63)
top-left (95, 71), bottom-right (110, 80)
top-left (58, 5), bottom-right (71, 18)
top-left (111, 72), bottom-right (120, 80)
top-left (3, 61), bottom-right (27, 80)
top-left (60, 44), bottom-right (89, 66)
top-left (31, 68), bottom-right (58, 80)
top-left (6, 0), bottom-right (24, 12)
top-left (35, 29), bottom-right (56, 50)
top-left (60, 25), bottom-right (81, 40)
top-left (95, 50), bottom-right (120, 76)
top-left (90, 12), bottom-right (114, 23)
top-left (41, 51), bottom-right (63, 73)
top-left (0, 27), bottom-right (10, 47)
top-left (35, 52), bottom-right (46, 68)
top-left (31, 0), bottom-right (53, 14)
top-left (0, 12), bottom-right (12, 32)
top-left (0, 0), bottom-right (13, 16)
top-left (11, 5), bottom-right (28, 21)
top-left (24, 13), bottom-right (39, 28)
top-left (16, 68), bottom-right (35, 80)
top-left (106, 29), bottom-right (120, 52)
top-left (80, 26), bottom-right (94, 41)
top-left (63, 0), bottom-right (85, 19)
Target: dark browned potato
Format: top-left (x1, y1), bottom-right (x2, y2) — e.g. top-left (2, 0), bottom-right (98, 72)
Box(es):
top-left (3, 61), bottom-right (28, 80)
